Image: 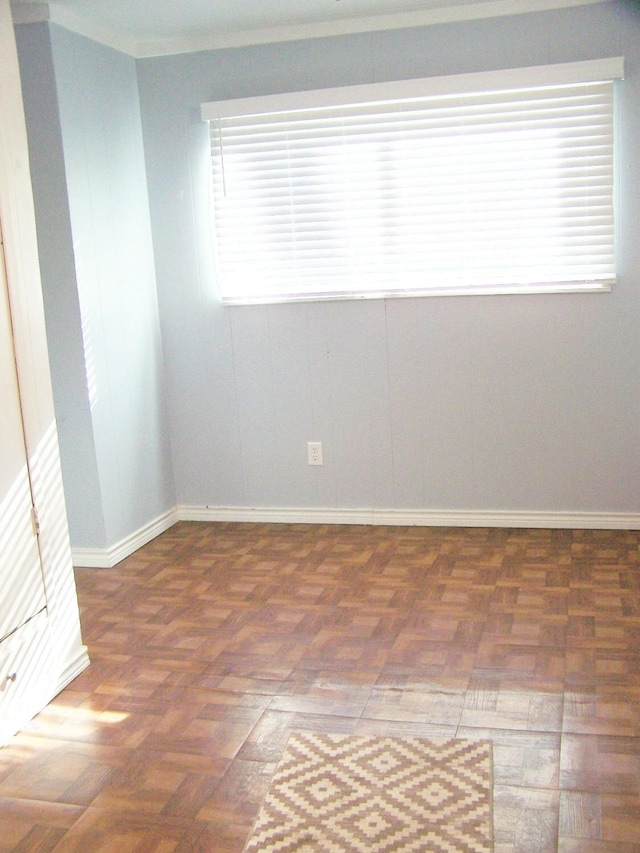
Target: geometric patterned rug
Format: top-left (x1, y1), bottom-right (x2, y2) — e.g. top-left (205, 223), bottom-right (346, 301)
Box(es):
top-left (243, 732), bottom-right (493, 852)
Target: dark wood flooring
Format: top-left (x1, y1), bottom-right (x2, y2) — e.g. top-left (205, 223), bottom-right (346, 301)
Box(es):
top-left (1, 522), bottom-right (640, 851)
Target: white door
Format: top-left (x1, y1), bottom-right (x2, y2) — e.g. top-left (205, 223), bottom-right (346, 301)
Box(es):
top-left (0, 221), bottom-right (47, 643)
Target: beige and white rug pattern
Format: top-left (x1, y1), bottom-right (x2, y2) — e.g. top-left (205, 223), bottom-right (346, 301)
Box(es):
top-left (244, 732), bottom-right (493, 852)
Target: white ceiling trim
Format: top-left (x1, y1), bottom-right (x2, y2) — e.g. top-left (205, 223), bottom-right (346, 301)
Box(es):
top-left (10, 1), bottom-right (48, 24)
top-left (11, 1), bottom-right (138, 54)
top-left (13, 0), bottom-right (611, 58)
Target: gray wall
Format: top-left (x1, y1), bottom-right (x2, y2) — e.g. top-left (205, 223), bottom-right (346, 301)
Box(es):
top-left (136, 2), bottom-right (640, 515)
top-left (17, 24), bottom-right (176, 548)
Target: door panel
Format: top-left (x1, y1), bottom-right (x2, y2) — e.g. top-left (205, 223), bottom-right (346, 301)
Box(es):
top-left (0, 608), bottom-right (53, 743)
top-left (0, 227), bottom-right (47, 643)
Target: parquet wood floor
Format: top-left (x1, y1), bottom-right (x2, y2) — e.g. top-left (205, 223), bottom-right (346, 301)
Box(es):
top-left (1, 522), bottom-right (640, 851)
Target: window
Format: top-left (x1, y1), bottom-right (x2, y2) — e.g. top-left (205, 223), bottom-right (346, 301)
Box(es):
top-left (202, 58), bottom-right (623, 305)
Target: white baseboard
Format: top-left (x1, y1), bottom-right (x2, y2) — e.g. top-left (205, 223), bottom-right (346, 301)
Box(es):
top-left (178, 505), bottom-right (640, 530)
top-left (54, 645), bottom-right (91, 692)
top-left (71, 508), bottom-right (179, 568)
top-left (70, 504), bottom-right (640, 569)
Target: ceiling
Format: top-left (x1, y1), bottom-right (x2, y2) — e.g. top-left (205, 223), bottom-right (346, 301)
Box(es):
top-left (12, 0), bottom-right (605, 56)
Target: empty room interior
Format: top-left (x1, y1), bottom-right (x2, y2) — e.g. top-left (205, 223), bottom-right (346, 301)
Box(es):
top-left (1, 0), bottom-right (640, 850)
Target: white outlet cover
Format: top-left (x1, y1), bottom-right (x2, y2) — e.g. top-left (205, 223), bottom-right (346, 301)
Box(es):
top-left (307, 441), bottom-right (323, 465)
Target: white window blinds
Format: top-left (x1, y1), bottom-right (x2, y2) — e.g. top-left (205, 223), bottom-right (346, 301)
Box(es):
top-left (202, 58), bottom-right (623, 304)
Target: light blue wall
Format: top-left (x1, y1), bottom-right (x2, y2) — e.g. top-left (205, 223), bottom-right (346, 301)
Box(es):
top-left (137, 2), bottom-right (640, 514)
top-left (15, 22), bottom-right (106, 547)
top-left (48, 25), bottom-right (176, 544)
top-left (16, 3), bottom-right (640, 534)
top-left (17, 24), bottom-right (176, 548)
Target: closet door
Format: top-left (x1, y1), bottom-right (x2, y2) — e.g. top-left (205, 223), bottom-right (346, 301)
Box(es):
top-left (0, 222), bottom-right (47, 644)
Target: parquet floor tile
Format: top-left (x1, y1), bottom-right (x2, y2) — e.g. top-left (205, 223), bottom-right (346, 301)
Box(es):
top-left (1, 522), bottom-right (639, 850)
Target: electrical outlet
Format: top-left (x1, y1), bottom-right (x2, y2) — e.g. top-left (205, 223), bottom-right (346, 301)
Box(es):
top-left (307, 441), bottom-right (323, 466)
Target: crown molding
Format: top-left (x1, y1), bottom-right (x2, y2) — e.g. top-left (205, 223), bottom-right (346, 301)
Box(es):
top-left (10, 1), bottom-right (48, 24)
top-left (132, 0), bottom-right (611, 57)
top-left (12, 1), bottom-right (137, 54)
top-left (12, 0), bottom-right (612, 58)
